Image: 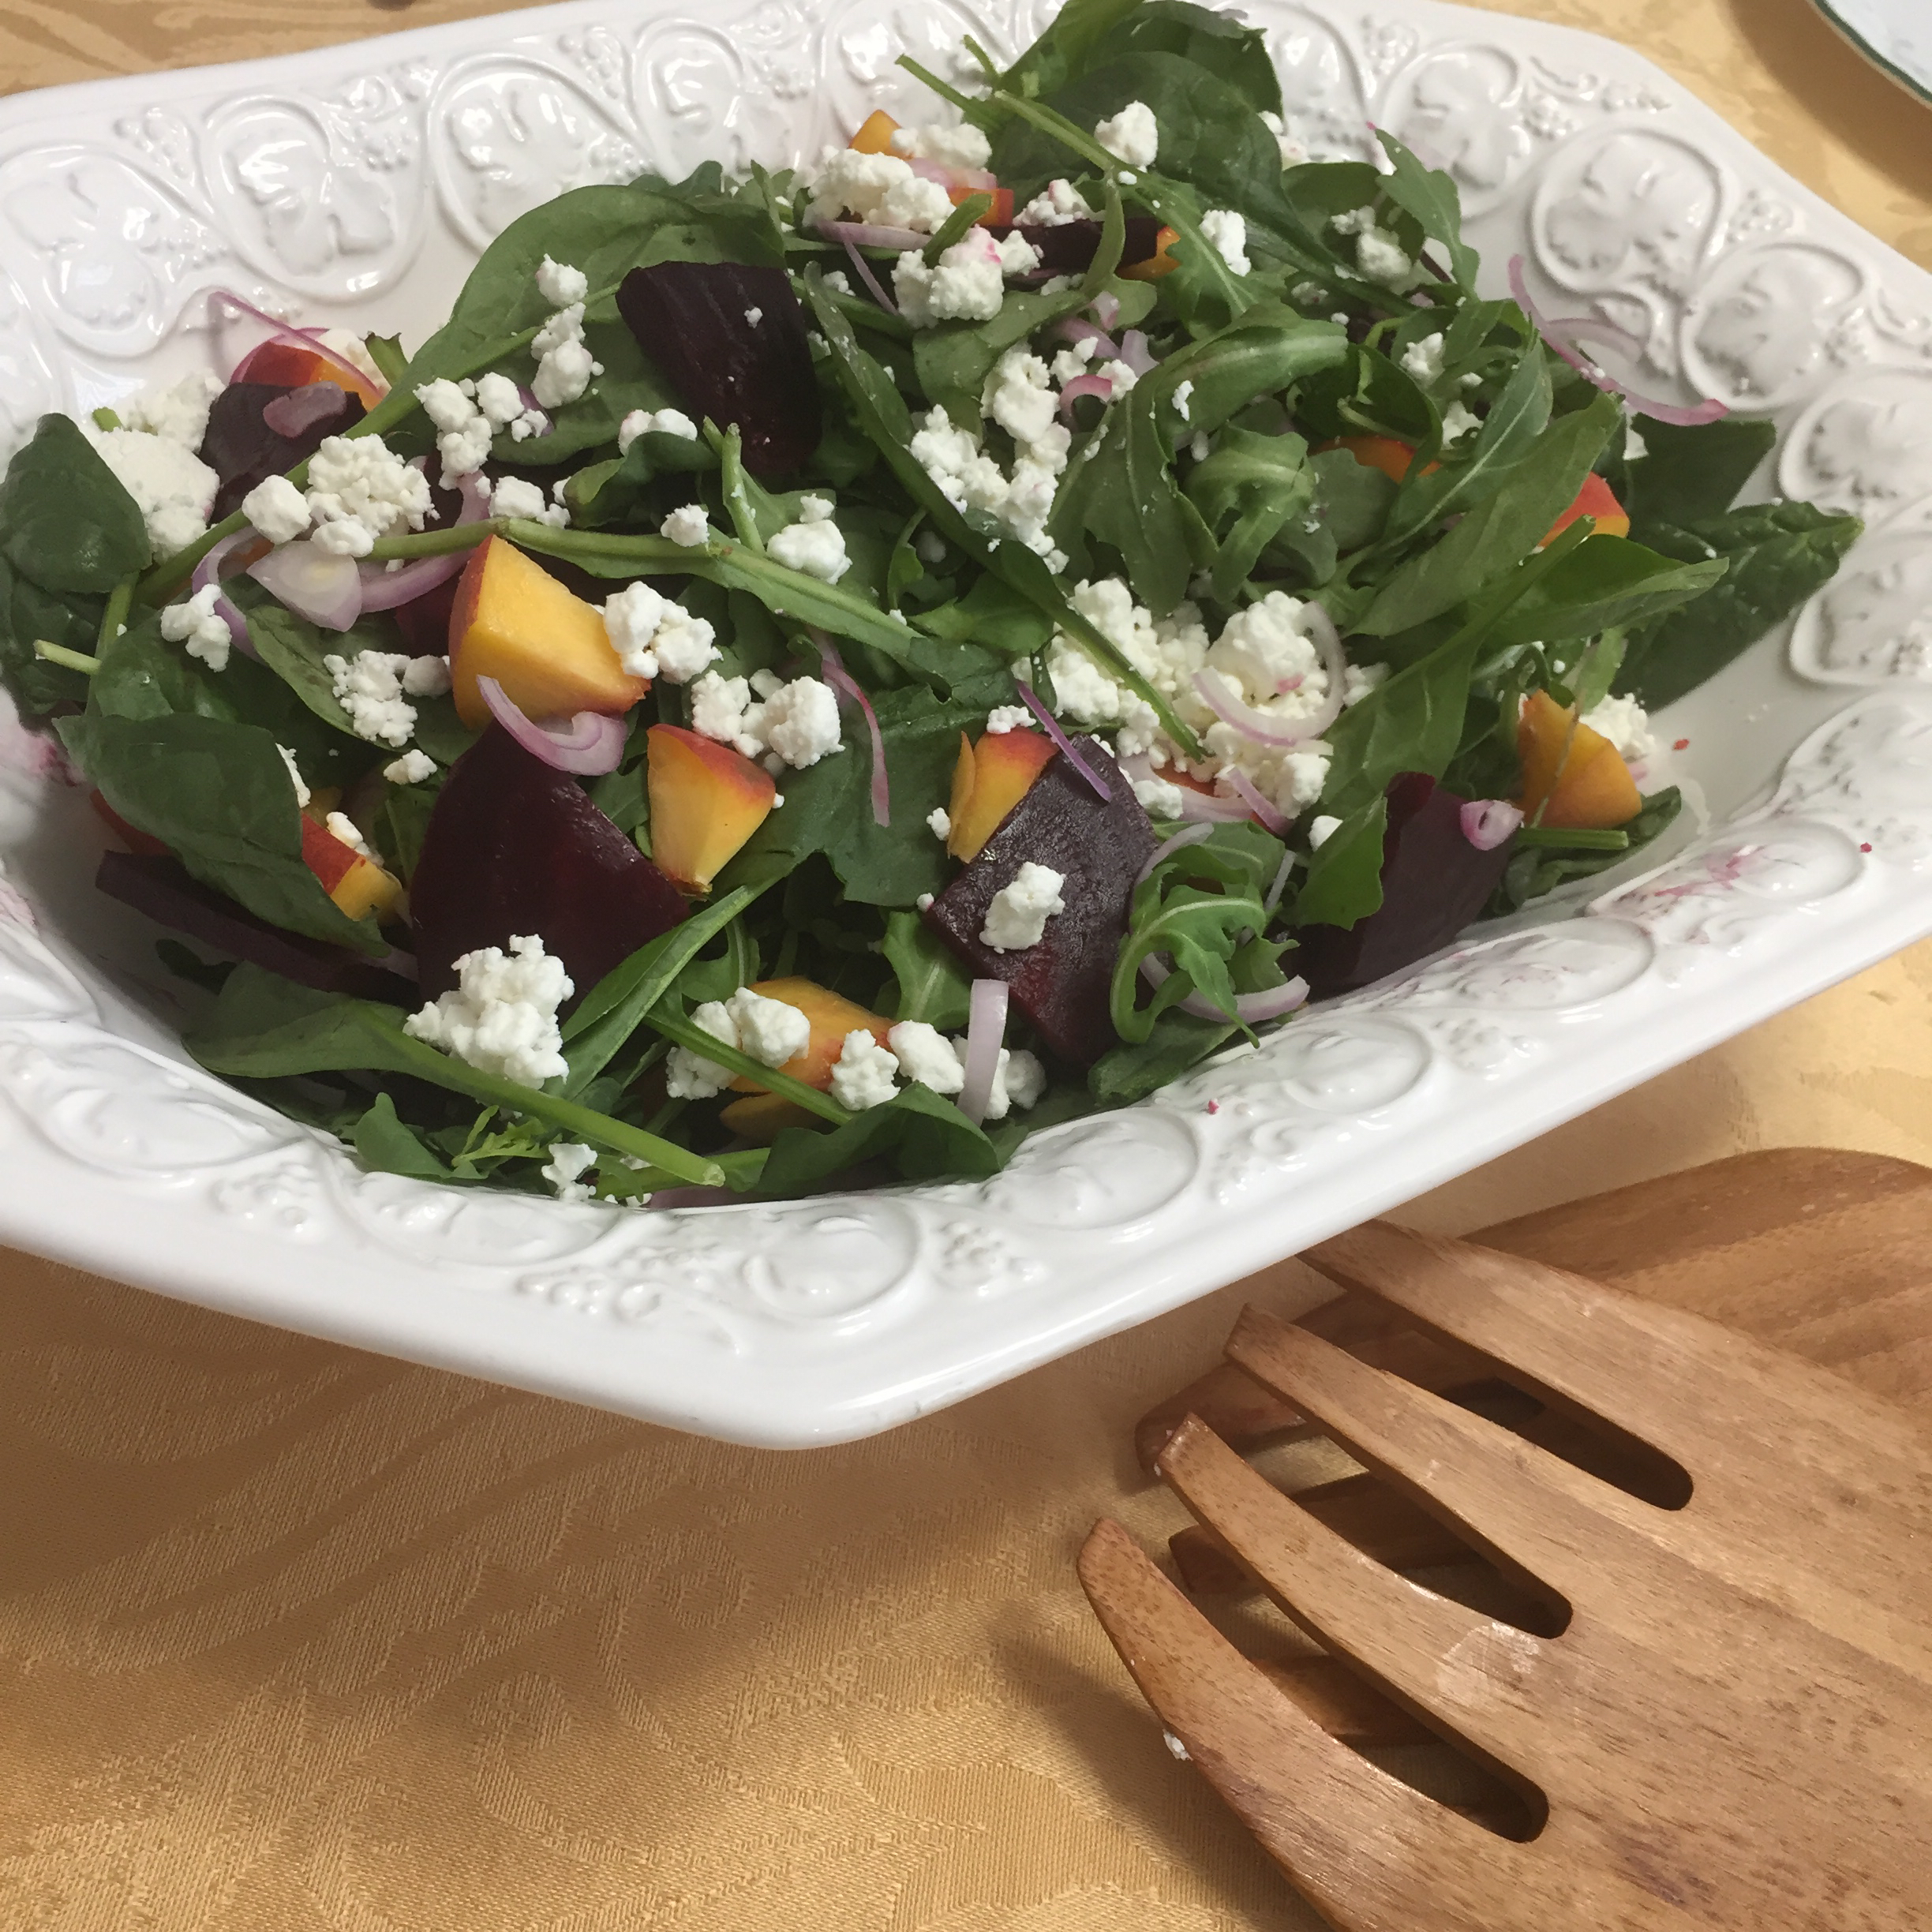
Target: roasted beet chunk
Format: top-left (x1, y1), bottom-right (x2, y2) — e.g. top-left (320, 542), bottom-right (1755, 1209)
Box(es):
top-left (998, 215), bottom-right (1165, 281)
top-left (410, 724), bottom-right (687, 1000)
top-left (199, 381), bottom-right (365, 521)
top-left (95, 851), bottom-right (417, 1005)
top-left (1296, 774), bottom-right (1514, 998)
top-left (923, 739), bottom-right (1155, 1063)
top-left (617, 262), bottom-right (820, 477)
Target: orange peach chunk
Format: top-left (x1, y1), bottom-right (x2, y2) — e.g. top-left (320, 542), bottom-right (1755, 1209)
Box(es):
top-left (300, 814), bottom-right (403, 923)
top-left (1541, 471), bottom-right (1631, 548)
top-left (849, 110), bottom-right (900, 155)
top-left (726, 977), bottom-right (893, 1094)
top-left (946, 727), bottom-right (1056, 862)
top-left (717, 1091), bottom-right (818, 1142)
top-left (1516, 689), bottom-right (1642, 831)
top-left (645, 725), bottom-right (776, 893)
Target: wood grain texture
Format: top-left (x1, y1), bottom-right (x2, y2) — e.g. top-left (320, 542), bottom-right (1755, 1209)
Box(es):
top-left (1092, 1166), bottom-right (1932, 1929)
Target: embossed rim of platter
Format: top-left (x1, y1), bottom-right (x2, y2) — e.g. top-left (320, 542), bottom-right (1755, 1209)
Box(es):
top-left (0, 0), bottom-right (1926, 1446)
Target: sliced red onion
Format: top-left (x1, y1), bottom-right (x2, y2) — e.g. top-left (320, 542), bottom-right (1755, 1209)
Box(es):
top-left (1089, 291), bottom-right (1121, 331)
top-left (904, 157), bottom-right (998, 193)
top-left (1134, 821), bottom-right (1216, 887)
top-left (839, 237), bottom-right (899, 314)
top-left (816, 217), bottom-right (928, 253)
top-left (1014, 680), bottom-right (1111, 800)
top-left (1057, 372), bottom-right (1115, 419)
top-left (191, 530), bottom-right (260, 661)
top-left (1117, 328), bottom-right (1155, 376)
top-left (957, 979), bottom-right (1009, 1127)
top-left (1056, 316), bottom-right (1119, 357)
top-left (1544, 313), bottom-right (1646, 364)
top-left (1217, 766), bottom-right (1288, 833)
top-left (1460, 797), bottom-right (1523, 851)
top-left (262, 381), bottom-right (347, 438)
top-left (358, 472), bottom-right (492, 612)
top-left (213, 288), bottom-right (384, 398)
top-left (1507, 256), bottom-right (1727, 427)
top-left (1192, 602), bottom-right (1347, 749)
top-left (377, 947), bottom-right (420, 981)
top-left (477, 675), bottom-right (627, 776)
top-left (1139, 953), bottom-right (1312, 1024)
top-left (1119, 754), bottom-right (1252, 826)
top-left (818, 654), bottom-right (890, 827)
top-left (248, 538), bottom-right (364, 631)
top-left (1263, 846), bottom-right (1296, 917)
top-left (645, 1185), bottom-right (741, 1210)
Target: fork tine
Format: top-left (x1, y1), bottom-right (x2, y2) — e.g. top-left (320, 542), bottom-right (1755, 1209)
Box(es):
top-left (1227, 1306), bottom-right (1650, 1607)
top-left (1078, 1518), bottom-right (1544, 1931)
top-left (1159, 1417), bottom-right (1548, 1776)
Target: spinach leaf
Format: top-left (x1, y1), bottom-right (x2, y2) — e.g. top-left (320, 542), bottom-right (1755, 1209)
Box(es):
top-left (352, 1092), bottom-right (455, 1181)
top-left (882, 910), bottom-right (973, 1028)
top-left (1000, 0), bottom-right (1144, 101)
top-left (565, 429), bottom-right (719, 527)
top-left (1318, 625), bottom-right (1481, 818)
top-left (241, 597), bottom-right (361, 736)
top-left (1616, 501), bottom-right (1863, 708)
top-left (756, 1082), bottom-right (999, 1196)
top-left (1489, 788), bottom-right (1682, 913)
top-left (1486, 536), bottom-right (1728, 647)
top-left (59, 712), bottom-right (388, 954)
top-left (1088, 1006), bottom-right (1235, 1103)
top-left (1294, 796), bottom-right (1388, 928)
top-left (0, 414), bottom-right (149, 593)
top-left (0, 555), bottom-right (104, 718)
top-left (1090, 0), bottom-right (1282, 114)
top-left (1621, 414), bottom-right (1777, 535)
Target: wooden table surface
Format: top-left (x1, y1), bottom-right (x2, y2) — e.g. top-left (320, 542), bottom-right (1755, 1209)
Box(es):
top-left (0, 2), bottom-right (1928, 1928)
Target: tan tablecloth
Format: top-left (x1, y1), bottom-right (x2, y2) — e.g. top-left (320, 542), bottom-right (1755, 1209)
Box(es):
top-left (2, 3), bottom-right (1928, 1925)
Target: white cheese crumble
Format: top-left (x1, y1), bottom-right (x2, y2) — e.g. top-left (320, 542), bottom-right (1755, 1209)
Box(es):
top-left (927, 806), bottom-right (952, 841)
top-left (984, 705), bottom-right (1032, 735)
top-left (887, 1020), bottom-right (965, 1095)
top-left (488, 476), bottom-right (570, 528)
top-left (536, 257), bottom-right (589, 308)
top-left (277, 745), bottom-right (309, 808)
top-left (530, 303), bottom-right (604, 410)
top-left (1440, 401), bottom-right (1482, 443)
top-left (1172, 379), bottom-right (1195, 421)
top-left (402, 654), bottom-right (451, 698)
top-left (889, 122), bottom-right (994, 170)
top-left (909, 375), bottom-right (1069, 571)
top-left (979, 862), bottom-right (1066, 953)
top-left (1624, 425), bottom-right (1649, 462)
top-left (241, 474), bottom-right (312, 544)
top-left (1260, 109), bottom-right (1310, 167)
top-left (726, 986), bottom-right (812, 1068)
top-left (1132, 770), bottom-right (1187, 818)
top-left (822, 270), bottom-right (852, 297)
top-left (415, 376), bottom-right (494, 484)
top-left (618, 407), bottom-right (700, 453)
top-left (1200, 208), bottom-right (1251, 275)
top-left (384, 748), bottom-right (436, 786)
top-left (324, 810), bottom-right (375, 862)
top-left (743, 306), bottom-right (763, 329)
top-left (807, 146), bottom-right (955, 236)
top-left (688, 672), bottom-right (844, 768)
top-left (603, 582), bottom-right (718, 682)
top-left (1094, 100), bottom-right (1159, 167)
top-left (85, 427), bottom-right (219, 556)
top-left (1582, 693), bottom-right (1655, 763)
top-left (1399, 331), bottom-right (1446, 387)
top-left (305, 434), bottom-right (432, 559)
top-left (829, 1028), bottom-right (900, 1110)
top-left (1307, 813), bottom-right (1342, 848)
top-left (1331, 205), bottom-right (1413, 289)
top-left (324, 649), bottom-right (417, 747)
top-left (474, 371), bottom-right (549, 443)
top-left (894, 229), bottom-right (1034, 328)
top-left (767, 495), bottom-right (849, 582)
top-left (159, 585), bottom-right (233, 672)
top-left (118, 372), bottom-right (223, 450)
top-left (403, 934), bottom-right (573, 1087)
top-left (761, 676), bottom-right (844, 767)
top-left (661, 504), bottom-right (711, 547)
top-left (665, 1000), bottom-right (740, 1099)
top-left (541, 1140), bottom-right (597, 1204)
top-left (1017, 178), bottom-right (1094, 226)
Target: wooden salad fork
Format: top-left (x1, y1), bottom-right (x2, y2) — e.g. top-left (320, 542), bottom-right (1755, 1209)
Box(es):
top-left (1080, 1219), bottom-right (1932, 1929)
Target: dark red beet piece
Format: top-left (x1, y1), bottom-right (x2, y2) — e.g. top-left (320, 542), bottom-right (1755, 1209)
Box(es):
top-left (998, 215), bottom-right (1166, 282)
top-left (616, 262), bottom-right (820, 477)
top-left (199, 381), bottom-right (365, 521)
top-left (392, 572), bottom-right (462, 657)
top-left (923, 739), bottom-right (1155, 1064)
top-left (96, 851), bottom-right (417, 1005)
top-left (410, 724), bottom-right (687, 1001)
top-left (1295, 773), bottom-right (1514, 998)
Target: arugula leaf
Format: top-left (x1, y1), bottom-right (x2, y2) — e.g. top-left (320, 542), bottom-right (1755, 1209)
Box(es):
top-left (1489, 788), bottom-right (1682, 913)
top-left (1621, 414), bottom-right (1777, 535)
top-left (0, 414), bottom-right (149, 594)
top-left (1291, 341), bottom-right (1436, 447)
top-left (61, 712), bottom-right (389, 954)
top-left (1088, 1006), bottom-right (1235, 1102)
top-left (756, 1083), bottom-right (999, 1196)
top-left (1318, 625), bottom-right (1481, 818)
top-left (1185, 426), bottom-right (1314, 598)
top-left (1616, 501), bottom-right (1863, 708)
top-left (353, 1092), bottom-right (456, 1181)
top-left (912, 572), bottom-right (1054, 660)
top-left (882, 911), bottom-right (973, 1028)
top-left (565, 429), bottom-right (719, 528)
top-left (1372, 130), bottom-right (1477, 288)
top-left (1487, 536), bottom-right (1728, 647)
top-left (1294, 796), bottom-right (1387, 927)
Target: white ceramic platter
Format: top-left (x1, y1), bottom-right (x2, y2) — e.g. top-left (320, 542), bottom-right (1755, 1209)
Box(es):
top-left (0, 0), bottom-right (1927, 1447)
top-left (1812, 0), bottom-right (1932, 108)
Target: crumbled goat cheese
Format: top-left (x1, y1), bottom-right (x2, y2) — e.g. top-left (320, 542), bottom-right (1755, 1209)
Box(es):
top-left (1002, 1050), bottom-right (1046, 1114)
top-left (1200, 208), bottom-right (1250, 275)
top-left (275, 747), bottom-right (309, 810)
top-left (984, 705), bottom-right (1032, 735)
top-left (1018, 178), bottom-right (1095, 226)
top-left (894, 230), bottom-right (1013, 328)
top-left (822, 270), bottom-right (852, 297)
top-left (665, 1002), bottom-right (741, 1099)
top-left (927, 806), bottom-right (952, 841)
top-left (402, 654), bottom-right (451, 698)
top-left (415, 376), bottom-right (496, 484)
top-left (160, 585), bottom-right (234, 672)
top-left (384, 748), bottom-right (436, 786)
top-left (1260, 109), bottom-right (1310, 167)
top-left (474, 371), bottom-right (549, 443)
top-left (767, 495), bottom-right (850, 582)
top-left (325, 649), bottom-right (417, 747)
top-left (725, 986), bottom-right (812, 1068)
top-left (1051, 339), bottom-right (1100, 384)
top-left (118, 372), bottom-right (223, 451)
top-left (1399, 331), bottom-right (1446, 386)
top-left (1172, 379), bottom-right (1195, 421)
top-left (1191, 431), bottom-right (1212, 462)
top-left (403, 934), bottom-right (573, 1086)
top-left (661, 504), bottom-right (711, 547)
top-left (324, 811), bottom-right (375, 861)
top-left (536, 256), bottom-right (589, 307)
top-left (1132, 770), bottom-right (1187, 818)
top-left (616, 406), bottom-right (700, 455)
top-left (887, 1021), bottom-right (965, 1096)
top-left (1624, 425), bottom-right (1649, 461)
top-left (690, 672), bottom-right (758, 755)
top-left (829, 1029), bottom-right (901, 1110)
top-left (603, 582), bottom-right (718, 682)
top-left (761, 676), bottom-right (844, 768)
top-left (916, 893), bottom-right (934, 912)
top-left (980, 862), bottom-right (1066, 953)
top-left (1331, 205), bottom-right (1413, 288)
top-left (305, 433), bottom-right (432, 559)
top-left (241, 474), bottom-right (312, 544)
top-left (915, 527), bottom-right (947, 564)
top-left (541, 1140), bottom-right (597, 1204)
top-left (86, 427), bottom-right (219, 556)
top-left (1094, 100), bottom-right (1159, 167)
top-left (807, 146), bottom-right (955, 237)
top-left (910, 396), bottom-right (1069, 569)
top-left (742, 306), bottom-right (764, 330)
top-left (890, 122), bottom-right (994, 170)
top-left (1440, 401), bottom-right (1482, 443)
top-left (1307, 814), bottom-right (1342, 848)
top-left (488, 475), bottom-right (570, 527)
top-left (1582, 694), bottom-right (1656, 763)
top-left (528, 303), bottom-right (604, 410)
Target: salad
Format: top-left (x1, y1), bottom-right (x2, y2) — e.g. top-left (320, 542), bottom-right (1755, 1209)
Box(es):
top-left (0, 0), bottom-right (1860, 1207)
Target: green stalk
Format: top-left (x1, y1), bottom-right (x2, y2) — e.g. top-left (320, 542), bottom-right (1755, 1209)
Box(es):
top-left (98, 575), bottom-right (134, 648)
top-left (923, 193), bottom-right (994, 266)
top-left (646, 1009), bottom-right (852, 1127)
top-left (1513, 826), bottom-right (1629, 851)
top-left (365, 519), bottom-right (508, 561)
top-left (34, 639), bottom-right (99, 676)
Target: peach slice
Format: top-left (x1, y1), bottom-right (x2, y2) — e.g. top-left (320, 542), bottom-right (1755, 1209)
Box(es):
top-left (301, 814), bottom-right (403, 923)
top-left (849, 110), bottom-right (900, 155)
top-left (725, 977), bottom-right (893, 1094)
top-left (236, 340), bottom-right (384, 410)
top-left (1542, 471), bottom-right (1630, 548)
top-left (717, 1091), bottom-right (818, 1142)
top-left (645, 725), bottom-right (776, 893)
top-left (449, 535), bottom-right (650, 729)
top-left (946, 727), bottom-right (1056, 862)
top-left (1515, 689), bottom-right (1641, 831)
top-left (1120, 225), bottom-right (1179, 281)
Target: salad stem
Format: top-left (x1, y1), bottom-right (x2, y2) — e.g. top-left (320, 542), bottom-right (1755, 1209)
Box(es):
top-left (34, 639), bottom-right (99, 676)
top-left (98, 575), bottom-right (134, 650)
top-left (1514, 826), bottom-right (1629, 851)
top-left (365, 519), bottom-right (507, 561)
top-left (646, 1009), bottom-right (852, 1126)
